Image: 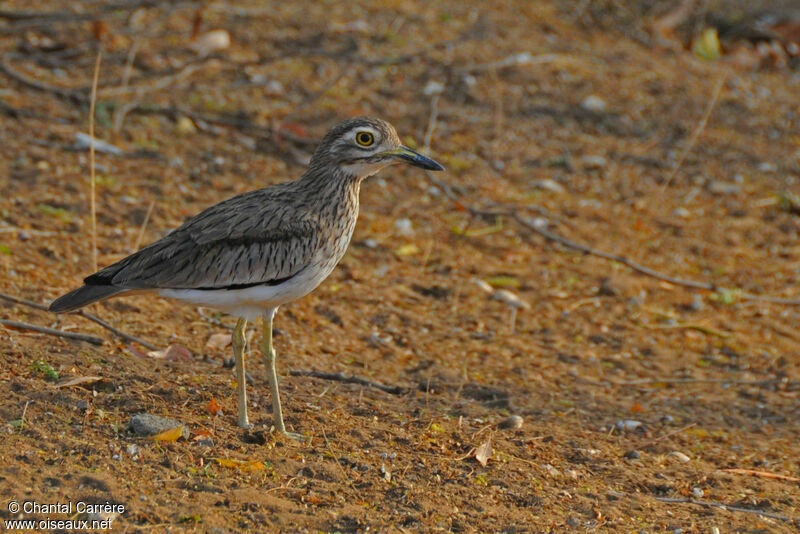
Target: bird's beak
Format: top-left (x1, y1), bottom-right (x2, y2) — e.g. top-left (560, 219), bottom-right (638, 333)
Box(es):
top-left (384, 146), bottom-right (445, 171)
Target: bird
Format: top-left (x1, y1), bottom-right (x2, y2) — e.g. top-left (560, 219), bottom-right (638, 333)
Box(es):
top-left (49, 117), bottom-right (444, 438)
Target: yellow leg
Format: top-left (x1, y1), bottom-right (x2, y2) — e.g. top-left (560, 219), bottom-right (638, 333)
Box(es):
top-left (261, 310), bottom-right (286, 434)
top-left (232, 317), bottom-right (250, 428)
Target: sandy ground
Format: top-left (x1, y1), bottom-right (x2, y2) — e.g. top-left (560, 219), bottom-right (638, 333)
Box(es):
top-left (1, 1), bottom-right (799, 532)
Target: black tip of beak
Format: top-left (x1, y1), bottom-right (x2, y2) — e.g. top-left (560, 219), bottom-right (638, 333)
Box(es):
top-left (396, 147), bottom-right (445, 171)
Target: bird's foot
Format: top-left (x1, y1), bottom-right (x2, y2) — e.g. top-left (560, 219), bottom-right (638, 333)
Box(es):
top-left (237, 417), bottom-right (251, 429)
top-left (280, 430), bottom-right (306, 442)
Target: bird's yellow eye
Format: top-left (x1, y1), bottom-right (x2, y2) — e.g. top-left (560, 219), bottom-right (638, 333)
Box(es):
top-left (355, 131), bottom-right (374, 147)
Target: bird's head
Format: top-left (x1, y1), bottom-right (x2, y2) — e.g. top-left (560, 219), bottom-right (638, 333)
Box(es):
top-left (309, 117), bottom-right (445, 179)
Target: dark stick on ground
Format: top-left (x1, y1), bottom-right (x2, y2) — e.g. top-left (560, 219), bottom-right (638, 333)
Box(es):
top-left (580, 377), bottom-right (795, 387)
top-left (423, 169), bottom-right (800, 306)
top-left (655, 497), bottom-right (794, 523)
top-left (290, 370), bottom-right (407, 395)
top-left (0, 292), bottom-right (158, 350)
top-left (1, 318), bottom-right (104, 345)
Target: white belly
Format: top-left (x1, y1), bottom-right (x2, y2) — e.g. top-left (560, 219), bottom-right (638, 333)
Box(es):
top-left (160, 259), bottom-right (337, 320)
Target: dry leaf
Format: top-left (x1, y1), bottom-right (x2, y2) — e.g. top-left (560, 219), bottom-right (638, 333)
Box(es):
top-left (484, 276), bottom-right (521, 289)
top-left (190, 29), bottom-right (231, 56)
top-left (193, 429), bottom-right (213, 441)
top-left (150, 426), bottom-right (184, 442)
top-left (206, 333), bottom-right (231, 351)
top-left (147, 345), bottom-right (193, 361)
top-left (630, 403), bottom-right (646, 413)
top-left (206, 397), bottom-right (223, 416)
top-left (394, 244), bottom-right (419, 256)
top-left (693, 28), bottom-right (722, 60)
top-left (492, 289), bottom-right (530, 309)
top-left (50, 376), bottom-right (104, 389)
top-left (475, 439), bottom-right (492, 467)
top-left (215, 458), bottom-right (265, 472)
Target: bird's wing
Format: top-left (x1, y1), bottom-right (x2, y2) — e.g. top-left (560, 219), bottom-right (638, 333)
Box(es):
top-left (85, 189), bottom-right (322, 290)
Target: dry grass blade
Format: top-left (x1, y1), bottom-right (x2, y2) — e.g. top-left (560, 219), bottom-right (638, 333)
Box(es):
top-left (89, 49), bottom-right (102, 272)
top-left (659, 71), bottom-right (727, 192)
top-left (132, 199), bottom-right (155, 252)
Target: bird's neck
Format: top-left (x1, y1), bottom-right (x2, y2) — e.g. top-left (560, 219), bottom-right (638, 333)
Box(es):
top-left (297, 165), bottom-right (362, 220)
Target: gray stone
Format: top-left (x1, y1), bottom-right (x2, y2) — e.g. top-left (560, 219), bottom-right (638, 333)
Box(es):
top-left (707, 181), bottom-right (741, 195)
top-left (129, 413), bottom-right (189, 439)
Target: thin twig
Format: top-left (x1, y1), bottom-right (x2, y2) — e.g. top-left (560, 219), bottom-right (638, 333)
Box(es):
top-left (18, 400), bottom-right (32, 432)
top-left (635, 423), bottom-right (696, 450)
top-left (321, 427), bottom-right (352, 487)
top-left (132, 199), bottom-right (155, 252)
top-left (0, 292), bottom-right (158, 350)
top-left (0, 53), bottom-right (85, 102)
top-left (512, 213), bottom-right (714, 290)
top-left (289, 370), bottom-right (407, 395)
top-left (78, 312), bottom-right (158, 351)
top-left (423, 170), bottom-right (800, 305)
top-left (89, 49), bottom-right (102, 272)
top-left (417, 88), bottom-right (794, 307)
top-left (660, 71), bottom-right (727, 191)
top-left (655, 497), bottom-right (794, 523)
top-left (1, 319), bottom-right (104, 345)
top-left (580, 377), bottom-right (791, 387)
top-left (422, 94), bottom-right (439, 153)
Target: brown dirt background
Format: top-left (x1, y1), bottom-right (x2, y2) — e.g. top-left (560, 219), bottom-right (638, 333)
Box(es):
top-left (1, 1), bottom-right (799, 532)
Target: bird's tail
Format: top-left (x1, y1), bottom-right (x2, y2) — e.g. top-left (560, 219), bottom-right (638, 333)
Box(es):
top-left (49, 285), bottom-right (127, 313)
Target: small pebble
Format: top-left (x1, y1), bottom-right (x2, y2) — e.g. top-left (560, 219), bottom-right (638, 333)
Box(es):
top-left (623, 450), bottom-right (641, 460)
top-left (692, 487), bottom-right (704, 498)
top-left (76, 399), bottom-right (89, 412)
top-left (497, 415), bottom-right (524, 430)
top-left (423, 80), bottom-right (445, 96)
top-left (660, 414), bottom-right (675, 424)
top-left (393, 218), bottom-right (414, 236)
top-left (126, 444), bottom-right (140, 457)
top-left (580, 95), bottom-right (607, 113)
top-left (530, 178), bottom-right (565, 193)
top-left (196, 438), bottom-right (214, 447)
top-left (672, 207), bottom-right (690, 218)
top-left (380, 464), bottom-right (391, 482)
top-left (112, 454), bottom-right (121, 461)
top-left (581, 155), bottom-right (607, 169)
top-left (461, 74), bottom-right (477, 88)
top-left (74, 132), bottom-right (124, 155)
top-left (707, 181), bottom-right (741, 195)
top-left (615, 420), bottom-right (643, 432)
top-left (543, 464), bottom-right (560, 477)
top-left (669, 451), bottom-right (691, 463)
top-left (757, 162), bottom-right (777, 172)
